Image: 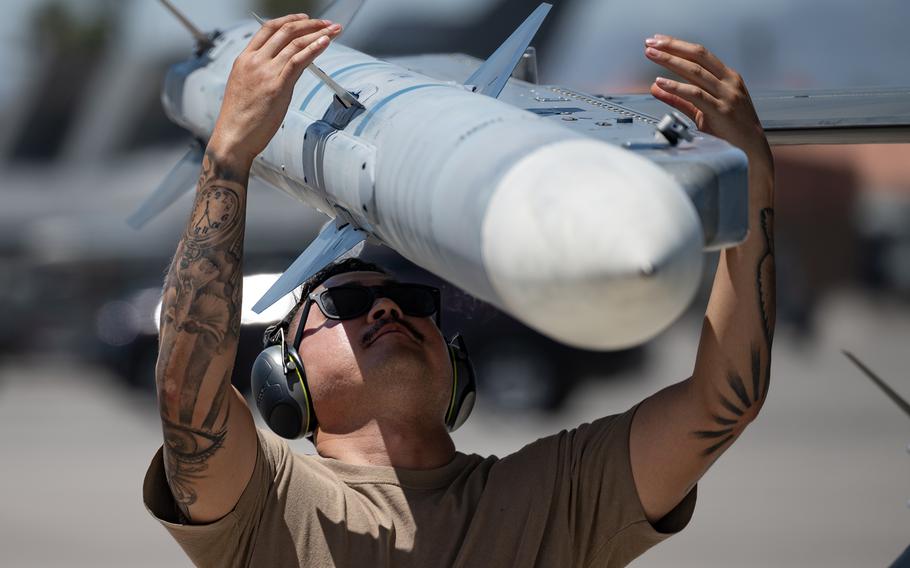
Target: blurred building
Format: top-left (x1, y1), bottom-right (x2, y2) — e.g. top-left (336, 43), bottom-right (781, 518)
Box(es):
top-left (775, 144), bottom-right (910, 298)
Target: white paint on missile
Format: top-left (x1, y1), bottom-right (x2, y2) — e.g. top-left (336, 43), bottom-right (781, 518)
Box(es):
top-left (481, 139), bottom-right (703, 350)
top-left (161, 24), bottom-right (713, 350)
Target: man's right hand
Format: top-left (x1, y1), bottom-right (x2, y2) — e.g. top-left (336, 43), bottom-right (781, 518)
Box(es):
top-left (208, 14), bottom-right (342, 167)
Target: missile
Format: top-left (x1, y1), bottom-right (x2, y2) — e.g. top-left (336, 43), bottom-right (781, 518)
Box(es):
top-left (134, 0), bottom-right (749, 350)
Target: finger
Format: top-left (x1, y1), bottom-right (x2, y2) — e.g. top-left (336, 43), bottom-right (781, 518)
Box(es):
top-left (645, 47), bottom-right (725, 98)
top-left (653, 77), bottom-right (723, 117)
top-left (646, 35), bottom-right (729, 80)
top-left (275, 24), bottom-right (341, 66)
top-left (649, 82), bottom-right (699, 123)
top-left (246, 13), bottom-right (309, 52)
top-left (259, 18), bottom-right (332, 58)
top-left (281, 35), bottom-right (332, 83)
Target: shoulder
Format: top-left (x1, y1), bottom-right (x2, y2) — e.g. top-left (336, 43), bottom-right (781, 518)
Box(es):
top-left (255, 429), bottom-right (348, 490)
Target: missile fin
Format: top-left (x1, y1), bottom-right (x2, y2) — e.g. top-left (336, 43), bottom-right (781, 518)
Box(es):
top-left (307, 64), bottom-right (364, 110)
top-left (252, 220), bottom-right (368, 314)
top-left (465, 3), bottom-right (551, 99)
top-left (159, 0), bottom-right (214, 52)
top-left (127, 143), bottom-right (204, 229)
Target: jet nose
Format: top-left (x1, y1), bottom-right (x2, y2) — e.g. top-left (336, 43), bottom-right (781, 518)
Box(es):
top-left (481, 139), bottom-right (704, 350)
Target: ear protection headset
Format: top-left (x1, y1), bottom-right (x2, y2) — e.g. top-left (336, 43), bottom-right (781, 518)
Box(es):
top-left (251, 322), bottom-right (476, 440)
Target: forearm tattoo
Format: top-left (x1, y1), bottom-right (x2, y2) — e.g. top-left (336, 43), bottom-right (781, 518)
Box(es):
top-left (757, 208), bottom-right (776, 347)
top-left (156, 152), bottom-right (247, 521)
top-left (694, 207), bottom-right (776, 457)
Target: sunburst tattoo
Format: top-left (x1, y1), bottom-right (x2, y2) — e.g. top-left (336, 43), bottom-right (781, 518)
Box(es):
top-left (694, 344), bottom-right (768, 456)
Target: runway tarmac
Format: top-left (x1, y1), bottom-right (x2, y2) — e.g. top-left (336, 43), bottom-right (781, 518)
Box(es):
top-left (1, 290), bottom-right (907, 567)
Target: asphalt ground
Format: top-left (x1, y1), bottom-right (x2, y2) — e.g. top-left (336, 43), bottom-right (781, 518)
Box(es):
top-left (1, 290), bottom-right (908, 567)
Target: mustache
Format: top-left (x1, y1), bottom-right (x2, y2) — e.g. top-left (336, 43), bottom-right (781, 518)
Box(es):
top-left (362, 316), bottom-right (425, 345)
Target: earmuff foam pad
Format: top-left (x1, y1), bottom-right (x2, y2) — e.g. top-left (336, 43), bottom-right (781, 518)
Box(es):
top-left (269, 402), bottom-right (303, 439)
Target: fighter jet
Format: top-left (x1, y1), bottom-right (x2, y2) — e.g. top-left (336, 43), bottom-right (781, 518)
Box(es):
top-left (132, 0), bottom-right (910, 350)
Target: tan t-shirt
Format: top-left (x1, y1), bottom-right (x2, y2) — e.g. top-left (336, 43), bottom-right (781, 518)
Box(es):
top-left (143, 405), bottom-right (695, 567)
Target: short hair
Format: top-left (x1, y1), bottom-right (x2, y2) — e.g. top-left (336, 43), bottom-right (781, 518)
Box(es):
top-left (262, 258), bottom-right (389, 347)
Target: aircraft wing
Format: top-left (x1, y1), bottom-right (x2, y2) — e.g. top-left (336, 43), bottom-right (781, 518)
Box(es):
top-left (388, 53), bottom-right (910, 145)
top-left (619, 87), bottom-right (910, 145)
top-left (751, 88), bottom-right (910, 145)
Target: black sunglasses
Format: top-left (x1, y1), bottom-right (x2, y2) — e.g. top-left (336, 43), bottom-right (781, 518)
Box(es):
top-left (293, 283), bottom-right (441, 347)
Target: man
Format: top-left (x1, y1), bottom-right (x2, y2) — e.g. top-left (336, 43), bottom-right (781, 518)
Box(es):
top-left (143, 14), bottom-right (775, 568)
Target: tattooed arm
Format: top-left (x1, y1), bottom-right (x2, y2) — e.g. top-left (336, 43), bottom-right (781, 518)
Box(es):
top-left (155, 14), bottom-right (340, 524)
top-left (626, 36), bottom-right (776, 523)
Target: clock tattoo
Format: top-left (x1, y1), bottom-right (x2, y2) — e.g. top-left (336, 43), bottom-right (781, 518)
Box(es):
top-left (187, 186), bottom-right (240, 247)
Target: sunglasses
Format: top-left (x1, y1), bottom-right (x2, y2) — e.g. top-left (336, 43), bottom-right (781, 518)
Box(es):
top-left (293, 283), bottom-right (441, 347)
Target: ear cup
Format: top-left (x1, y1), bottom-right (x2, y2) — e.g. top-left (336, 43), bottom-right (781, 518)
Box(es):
top-left (445, 334), bottom-right (477, 432)
top-left (251, 344), bottom-right (317, 439)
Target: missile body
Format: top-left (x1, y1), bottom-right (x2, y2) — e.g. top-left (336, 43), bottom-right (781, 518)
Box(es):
top-left (163, 22), bottom-right (704, 349)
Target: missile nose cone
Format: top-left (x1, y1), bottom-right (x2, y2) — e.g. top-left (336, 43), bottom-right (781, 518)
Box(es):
top-left (481, 139), bottom-right (703, 350)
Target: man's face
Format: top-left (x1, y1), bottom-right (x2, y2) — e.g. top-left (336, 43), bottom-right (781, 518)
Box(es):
top-left (289, 271), bottom-right (452, 431)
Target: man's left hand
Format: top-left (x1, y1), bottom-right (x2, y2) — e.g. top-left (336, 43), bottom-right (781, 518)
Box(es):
top-left (645, 34), bottom-right (772, 174)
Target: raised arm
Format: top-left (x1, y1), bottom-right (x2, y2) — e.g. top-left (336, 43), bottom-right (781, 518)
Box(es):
top-left (155, 14), bottom-right (340, 524)
top-left (628, 35), bottom-right (776, 523)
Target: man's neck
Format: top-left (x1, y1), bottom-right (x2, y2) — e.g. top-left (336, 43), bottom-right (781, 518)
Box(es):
top-left (314, 419), bottom-right (456, 470)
